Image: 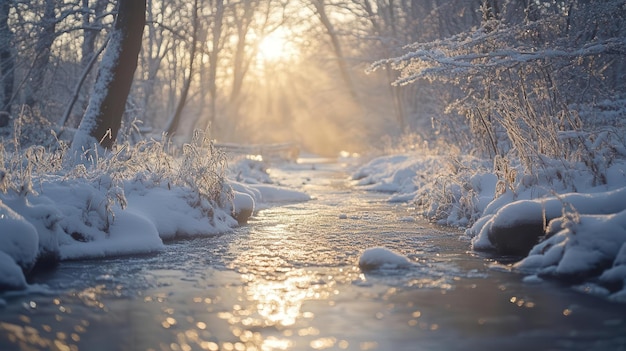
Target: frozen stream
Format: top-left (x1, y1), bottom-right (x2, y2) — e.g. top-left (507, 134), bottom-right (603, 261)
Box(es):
top-left (1, 159), bottom-right (626, 351)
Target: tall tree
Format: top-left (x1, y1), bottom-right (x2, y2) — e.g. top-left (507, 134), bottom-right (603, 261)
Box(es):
top-left (24, 0), bottom-right (57, 107)
top-left (164, 0), bottom-right (199, 136)
top-left (311, 0), bottom-right (359, 103)
top-left (205, 0), bottom-right (225, 133)
top-left (0, 0), bottom-right (13, 114)
top-left (71, 0), bottom-right (146, 153)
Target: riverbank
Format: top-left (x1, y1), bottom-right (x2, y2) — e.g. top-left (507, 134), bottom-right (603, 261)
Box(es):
top-left (352, 150), bottom-right (626, 302)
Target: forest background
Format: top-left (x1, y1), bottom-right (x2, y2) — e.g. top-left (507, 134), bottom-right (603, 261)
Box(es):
top-left (2, 0), bottom-right (622, 162)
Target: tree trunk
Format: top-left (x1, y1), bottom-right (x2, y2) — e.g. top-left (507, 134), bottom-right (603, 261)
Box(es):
top-left (200, 0), bottom-right (224, 133)
top-left (0, 0), bottom-right (14, 114)
top-left (164, 0), bottom-right (199, 136)
top-left (312, 0), bottom-right (359, 103)
top-left (25, 0), bottom-right (56, 108)
top-left (72, 0), bottom-right (146, 152)
top-left (229, 0), bottom-right (254, 106)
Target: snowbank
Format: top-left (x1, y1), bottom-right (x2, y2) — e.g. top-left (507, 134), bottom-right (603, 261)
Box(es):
top-left (353, 152), bottom-right (494, 222)
top-left (469, 187), bottom-right (626, 255)
top-left (0, 202), bottom-right (39, 289)
top-left (228, 157), bottom-right (311, 210)
top-left (353, 154), bottom-right (421, 196)
top-left (247, 184), bottom-right (311, 204)
top-left (353, 150), bottom-right (626, 301)
top-left (0, 177), bottom-right (235, 289)
top-left (228, 157), bottom-right (273, 184)
top-left (0, 251), bottom-right (27, 290)
top-left (514, 210), bottom-right (626, 302)
top-left (123, 184), bottom-right (236, 240)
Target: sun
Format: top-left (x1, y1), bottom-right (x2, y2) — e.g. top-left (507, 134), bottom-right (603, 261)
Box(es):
top-left (257, 30), bottom-right (296, 62)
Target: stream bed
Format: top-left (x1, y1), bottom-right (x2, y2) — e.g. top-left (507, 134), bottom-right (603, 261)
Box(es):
top-left (1, 159), bottom-right (625, 351)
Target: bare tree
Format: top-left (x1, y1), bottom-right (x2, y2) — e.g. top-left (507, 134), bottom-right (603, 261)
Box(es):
top-left (311, 0), bottom-right (359, 103)
top-left (0, 0), bottom-right (13, 115)
top-left (164, 0), bottom-right (199, 136)
top-left (24, 0), bottom-right (56, 107)
top-left (204, 0), bottom-right (225, 133)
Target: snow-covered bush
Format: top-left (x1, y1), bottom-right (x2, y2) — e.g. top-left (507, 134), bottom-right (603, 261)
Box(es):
top-left (353, 148), bottom-right (496, 226)
top-left (173, 129), bottom-right (232, 210)
top-left (1, 109), bottom-right (63, 150)
top-left (371, 0), bottom-right (626, 191)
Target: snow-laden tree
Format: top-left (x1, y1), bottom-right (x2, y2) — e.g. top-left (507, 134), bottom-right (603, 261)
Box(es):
top-left (372, 0), bottom-right (626, 184)
top-left (71, 0), bottom-right (146, 156)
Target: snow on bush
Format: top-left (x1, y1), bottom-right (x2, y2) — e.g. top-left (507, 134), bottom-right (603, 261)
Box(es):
top-left (358, 247), bottom-right (413, 271)
top-left (353, 150), bottom-right (493, 225)
top-left (515, 209), bottom-right (626, 302)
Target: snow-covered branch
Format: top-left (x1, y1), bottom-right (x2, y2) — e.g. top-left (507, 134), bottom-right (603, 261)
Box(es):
top-left (373, 37), bottom-right (626, 86)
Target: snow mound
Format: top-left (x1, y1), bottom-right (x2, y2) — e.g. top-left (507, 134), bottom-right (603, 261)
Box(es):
top-left (249, 184), bottom-right (311, 203)
top-left (228, 157), bottom-right (273, 184)
top-left (353, 154), bottom-right (421, 194)
top-left (60, 207), bottom-right (164, 260)
top-left (358, 247), bottom-right (413, 271)
top-left (124, 184), bottom-right (237, 240)
top-left (515, 209), bottom-right (626, 301)
top-left (232, 191), bottom-right (254, 224)
top-left (0, 200), bottom-right (39, 271)
top-left (470, 187), bottom-right (626, 255)
top-left (0, 251), bottom-right (27, 290)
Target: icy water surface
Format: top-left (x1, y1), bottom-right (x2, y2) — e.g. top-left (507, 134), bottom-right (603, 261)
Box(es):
top-left (1, 159), bottom-right (626, 351)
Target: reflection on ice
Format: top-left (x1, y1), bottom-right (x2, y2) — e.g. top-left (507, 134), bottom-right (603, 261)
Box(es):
top-left (246, 274), bottom-right (313, 327)
top-left (262, 336), bottom-right (292, 350)
top-left (225, 268), bottom-right (345, 329)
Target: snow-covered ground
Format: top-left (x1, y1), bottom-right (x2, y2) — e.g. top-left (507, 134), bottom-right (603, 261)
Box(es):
top-left (0, 146), bottom-right (309, 291)
top-left (353, 150), bottom-right (626, 302)
top-left (4, 133), bottom-right (626, 304)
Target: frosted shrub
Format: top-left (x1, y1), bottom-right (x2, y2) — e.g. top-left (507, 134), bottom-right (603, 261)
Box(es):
top-left (415, 155), bottom-right (494, 226)
top-left (175, 129), bottom-right (232, 210)
top-left (371, 0), bottom-right (626, 190)
top-left (7, 109), bottom-right (61, 150)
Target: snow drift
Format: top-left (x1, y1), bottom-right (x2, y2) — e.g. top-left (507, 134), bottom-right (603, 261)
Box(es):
top-left (353, 149), bottom-right (626, 301)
